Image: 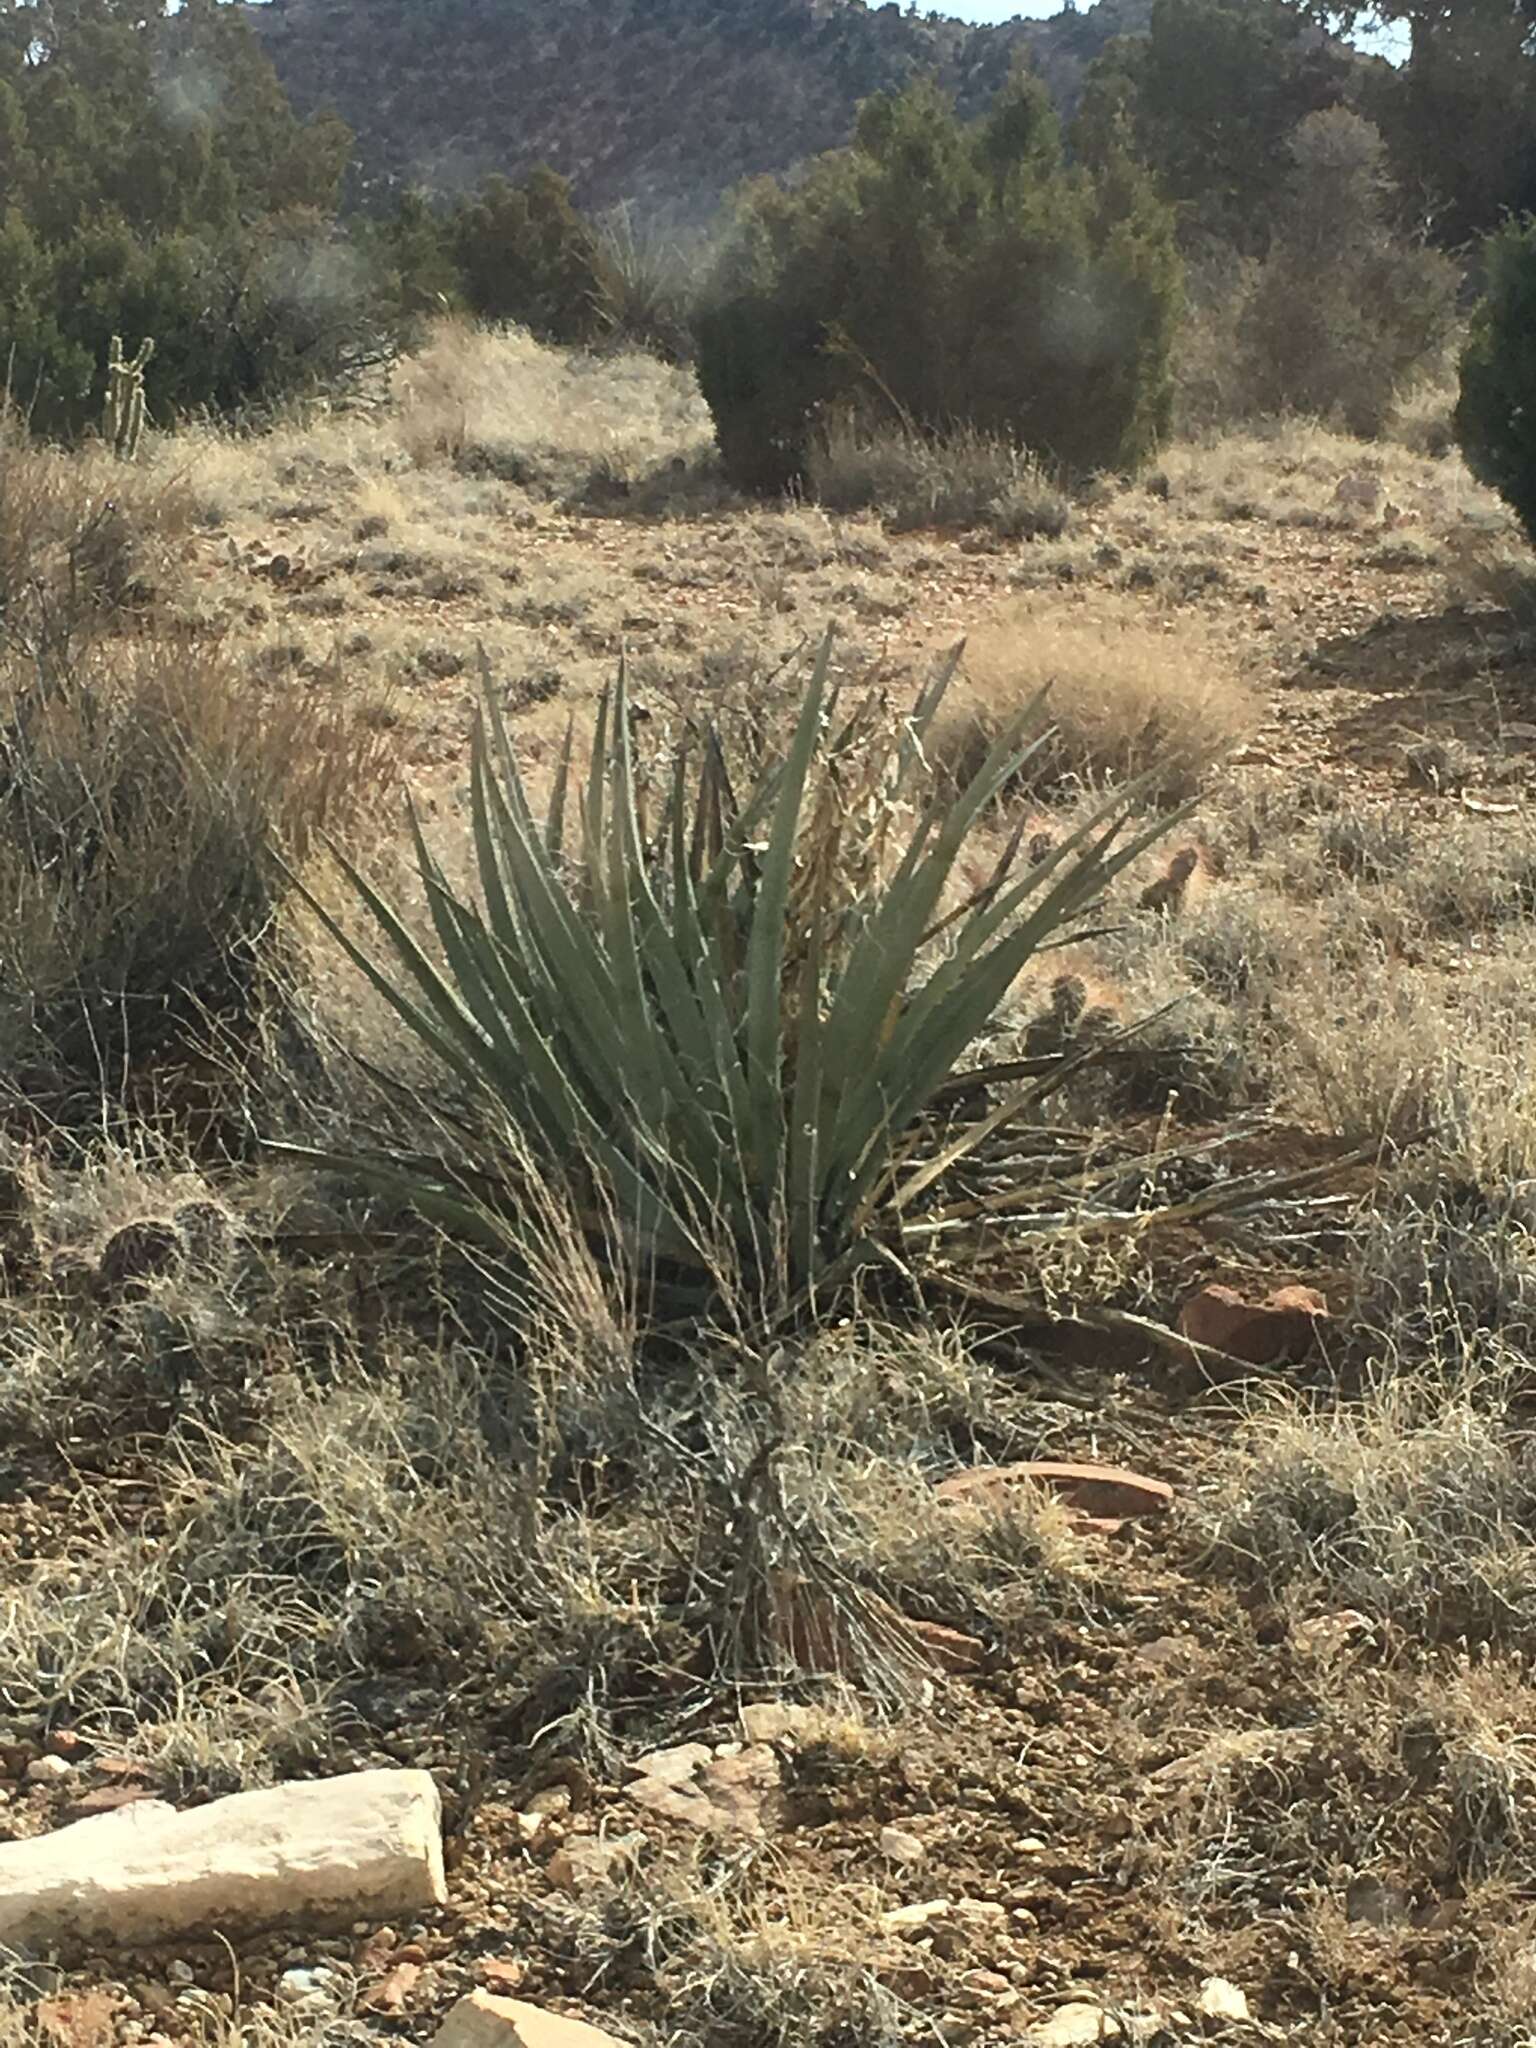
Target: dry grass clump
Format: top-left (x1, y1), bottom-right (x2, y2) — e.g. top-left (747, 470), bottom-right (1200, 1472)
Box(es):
top-left (808, 418), bottom-right (1070, 538)
top-left (1155, 416), bottom-right (1494, 532)
top-left (392, 318), bottom-right (714, 496)
top-left (1196, 1372), bottom-right (1536, 1650)
top-left (1155, 1657), bottom-right (1536, 1941)
top-left (939, 597), bottom-right (1258, 802)
top-left (0, 1351), bottom-right (536, 1792)
top-left (1, 405), bottom-right (195, 633)
top-left (1348, 1176), bottom-right (1536, 1375)
top-left (0, 636), bottom-right (395, 1076)
top-left (548, 1863), bottom-right (906, 2048)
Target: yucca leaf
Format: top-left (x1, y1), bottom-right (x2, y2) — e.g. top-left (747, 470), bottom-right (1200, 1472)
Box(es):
top-left (741, 628), bottom-right (832, 1186)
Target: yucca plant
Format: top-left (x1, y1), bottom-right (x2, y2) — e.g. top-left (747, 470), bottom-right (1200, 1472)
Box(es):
top-left (288, 633), bottom-right (1178, 1309)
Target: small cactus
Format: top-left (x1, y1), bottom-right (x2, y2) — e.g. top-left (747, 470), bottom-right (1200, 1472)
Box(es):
top-left (103, 335), bottom-right (155, 460)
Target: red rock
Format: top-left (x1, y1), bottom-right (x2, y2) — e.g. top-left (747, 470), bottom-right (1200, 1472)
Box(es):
top-left (363, 1962), bottom-right (422, 2013)
top-left (903, 1618), bottom-right (985, 1674)
top-left (477, 1961), bottom-right (527, 1995)
top-left (93, 1757), bottom-right (154, 1782)
top-left (935, 1462), bottom-right (1174, 1524)
top-left (65, 1785), bottom-right (157, 1819)
top-left (45, 1732), bottom-right (88, 1762)
top-left (1177, 1283), bottom-right (1330, 1367)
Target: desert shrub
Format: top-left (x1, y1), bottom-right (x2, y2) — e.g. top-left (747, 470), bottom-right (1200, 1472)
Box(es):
top-left (1236, 108), bottom-right (1459, 436)
top-left (0, 636), bottom-right (393, 1076)
top-left (694, 71), bottom-right (1181, 493)
top-left (938, 598), bottom-right (1258, 801)
top-left (0, 411), bottom-right (186, 641)
top-left (0, 425), bottom-right (391, 1075)
top-left (807, 418), bottom-right (1070, 536)
top-left (450, 167), bottom-right (613, 345)
top-left (1457, 215), bottom-right (1536, 548)
top-left (295, 637), bottom-right (1175, 1311)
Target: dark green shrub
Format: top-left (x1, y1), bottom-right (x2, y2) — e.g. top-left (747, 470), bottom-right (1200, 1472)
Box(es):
top-left (0, 0), bottom-right (385, 437)
top-left (451, 168), bottom-right (614, 345)
top-left (693, 71), bottom-right (1181, 494)
top-left (1456, 215), bottom-right (1536, 548)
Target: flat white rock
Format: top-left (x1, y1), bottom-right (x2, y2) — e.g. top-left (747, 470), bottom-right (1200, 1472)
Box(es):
top-left (0, 1768), bottom-right (444, 1949)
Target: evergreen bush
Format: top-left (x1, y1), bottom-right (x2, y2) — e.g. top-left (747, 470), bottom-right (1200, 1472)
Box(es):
top-left (694, 72), bottom-right (1181, 494)
top-left (1456, 216), bottom-right (1536, 548)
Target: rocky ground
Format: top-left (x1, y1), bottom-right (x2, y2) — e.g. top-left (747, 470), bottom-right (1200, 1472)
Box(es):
top-left (3, 330), bottom-right (1536, 2048)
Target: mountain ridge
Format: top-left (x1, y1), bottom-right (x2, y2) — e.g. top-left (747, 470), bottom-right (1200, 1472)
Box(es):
top-left (241, 0), bottom-right (1154, 219)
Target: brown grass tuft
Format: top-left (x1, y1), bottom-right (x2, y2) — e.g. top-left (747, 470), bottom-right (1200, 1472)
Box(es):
top-left (939, 596), bottom-right (1259, 800)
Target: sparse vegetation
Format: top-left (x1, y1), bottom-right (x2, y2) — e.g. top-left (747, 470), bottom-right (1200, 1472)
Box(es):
top-left (808, 419), bottom-right (1070, 537)
top-left (6, 0), bottom-right (1536, 2037)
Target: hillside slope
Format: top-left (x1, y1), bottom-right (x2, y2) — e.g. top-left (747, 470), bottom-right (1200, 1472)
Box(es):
top-left (242, 0), bottom-right (1151, 218)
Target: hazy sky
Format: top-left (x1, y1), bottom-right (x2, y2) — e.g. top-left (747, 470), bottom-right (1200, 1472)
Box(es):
top-left (939, 2), bottom-right (1404, 53)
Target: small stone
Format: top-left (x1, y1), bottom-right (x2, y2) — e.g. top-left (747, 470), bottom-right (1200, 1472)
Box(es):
top-left (1177, 1283), bottom-right (1330, 1368)
top-left (880, 1899), bottom-right (953, 1936)
top-left (903, 1617), bottom-right (986, 1674)
top-left (1017, 1837), bottom-right (1047, 1855)
top-left (164, 1965), bottom-right (194, 1989)
top-left (545, 1833), bottom-right (644, 1894)
top-left (45, 1732), bottom-right (88, 1762)
top-left (1294, 1610), bottom-right (1370, 1657)
top-left (524, 1786), bottom-right (571, 1819)
top-left (432, 1990), bottom-right (631, 2048)
top-left (628, 1744), bottom-right (712, 1788)
top-left (1135, 1636), bottom-right (1188, 1670)
top-left (739, 1703), bottom-right (819, 1745)
top-left (1196, 1977), bottom-right (1250, 2022)
top-left (952, 1898), bottom-right (1007, 1924)
top-left (964, 1971), bottom-right (1013, 1997)
top-left (880, 1825), bottom-right (926, 1866)
top-left (26, 1756), bottom-right (73, 1785)
top-left (476, 1960), bottom-right (527, 1995)
top-left (277, 1967), bottom-right (342, 2016)
top-left (513, 1812), bottom-right (547, 1845)
top-left (626, 1745), bottom-right (779, 1833)
top-left (1024, 2004), bottom-right (1121, 2046)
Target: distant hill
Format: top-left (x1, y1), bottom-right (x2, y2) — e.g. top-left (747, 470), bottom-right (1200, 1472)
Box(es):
top-left (241, 0), bottom-right (1154, 220)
